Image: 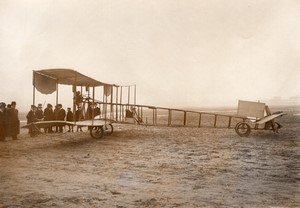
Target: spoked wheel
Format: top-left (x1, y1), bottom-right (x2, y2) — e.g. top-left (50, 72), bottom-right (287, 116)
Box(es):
top-left (235, 122), bottom-right (251, 137)
top-left (90, 126), bottom-right (104, 139)
top-left (103, 124), bottom-right (113, 136)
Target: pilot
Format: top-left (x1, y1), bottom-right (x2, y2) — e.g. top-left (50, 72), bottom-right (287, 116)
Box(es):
top-left (75, 91), bottom-right (83, 108)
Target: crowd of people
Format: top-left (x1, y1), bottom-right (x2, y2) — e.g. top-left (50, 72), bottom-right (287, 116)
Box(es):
top-left (0, 98), bottom-right (102, 140)
top-left (26, 103), bottom-right (86, 137)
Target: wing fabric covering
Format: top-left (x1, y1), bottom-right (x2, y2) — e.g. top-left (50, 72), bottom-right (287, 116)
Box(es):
top-left (33, 69), bottom-right (116, 95)
top-left (33, 71), bottom-right (57, 94)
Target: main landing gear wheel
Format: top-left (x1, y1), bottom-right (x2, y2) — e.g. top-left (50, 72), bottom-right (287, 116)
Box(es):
top-left (90, 126), bottom-right (104, 139)
top-left (235, 122), bottom-right (251, 137)
top-left (103, 124), bottom-right (113, 136)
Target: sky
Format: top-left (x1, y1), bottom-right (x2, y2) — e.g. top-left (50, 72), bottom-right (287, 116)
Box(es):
top-left (1, 0), bottom-right (300, 111)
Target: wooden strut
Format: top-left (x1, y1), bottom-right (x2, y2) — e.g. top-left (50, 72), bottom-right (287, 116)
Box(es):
top-left (92, 86), bottom-right (95, 126)
top-left (228, 117), bottom-right (232, 128)
top-left (120, 86), bottom-right (123, 121)
top-left (116, 87), bottom-right (118, 122)
top-left (214, 115), bottom-right (217, 128)
top-left (134, 84), bottom-right (136, 105)
top-left (168, 109), bottom-right (172, 126)
top-left (128, 86), bottom-right (130, 105)
top-left (72, 72), bottom-right (77, 123)
top-left (110, 86), bottom-right (113, 121)
top-left (56, 81), bottom-right (58, 106)
top-left (32, 71), bottom-right (36, 106)
top-left (152, 108), bottom-right (155, 125)
top-left (198, 113), bottom-right (202, 128)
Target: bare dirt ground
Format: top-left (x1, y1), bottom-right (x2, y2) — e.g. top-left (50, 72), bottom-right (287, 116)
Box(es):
top-left (0, 107), bottom-right (300, 207)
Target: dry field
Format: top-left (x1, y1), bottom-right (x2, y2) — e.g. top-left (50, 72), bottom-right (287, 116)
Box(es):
top-left (0, 106), bottom-right (299, 207)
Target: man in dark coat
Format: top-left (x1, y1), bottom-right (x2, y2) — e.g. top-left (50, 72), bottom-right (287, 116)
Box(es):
top-left (57, 104), bottom-right (66, 133)
top-left (75, 106), bottom-right (84, 132)
top-left (5, 101), bottom-right (19, 140)
top-left (36, 104), bottom-right (44, 121)
top-left (43, 103), bottom-right (54, 133)
top-left (0, 102), bottom-right (6, 141)
top-left (26, 105), bottom-right (37, 124)
top-left (66, 107), bottom-right (74, 132)
top-left (26, 105), bottom-right (37, 137)
top-left (53, 105), bottom-right (59, 132)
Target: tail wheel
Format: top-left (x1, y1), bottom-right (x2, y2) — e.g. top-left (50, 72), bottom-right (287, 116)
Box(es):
top-left (275, 122), bottom-right (282, 130)
top-left (235, 122), bottom-right (251, 137)
top-left (90, 126), bottom-right (104, 139)
top-left (273, 122), bottom-right (282, 133)
top-left (104, 124), bottom-right (113, 136)
top-left (265, 121), bottom-right (282, 132)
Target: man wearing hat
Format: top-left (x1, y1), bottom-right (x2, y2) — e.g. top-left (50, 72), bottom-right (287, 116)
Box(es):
top-left (0, 102), bottom-right (6, 141)
top-left (75, 105), bottom-right (84, 132)
top-left (43, 103), bottom-right (54, 133)
top-left (36, 104), bottom-right (44, 121)
top-left (66, 107), bottom-right (74, 132)
top-left (26, 105), bottom-right (37, 137)
top-left (27, 105), bottom-right (37, 123)
top-left (5, 101), bottom-right (19, 140)
top-left (57, 104), bottom-right (66, 133)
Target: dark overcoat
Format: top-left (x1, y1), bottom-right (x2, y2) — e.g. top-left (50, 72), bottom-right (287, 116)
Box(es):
top-left (44, 108), bottom-right (54, 121)
top-left (26, 110), bottom-right (36, 124)
top-left (58, 108), bottom-right (66, 121)
top-left (0, 110), bottom-right (6, 139)
top-left (5, 108), bottom-right (20, 136)
top-left (66, 111), bottom-right (74, 122)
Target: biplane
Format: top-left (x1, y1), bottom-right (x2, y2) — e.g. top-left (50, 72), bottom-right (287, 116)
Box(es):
top-left (22, 68), bottom-right (133, 138)
top-left (22, 69), bottom-right (286, 138)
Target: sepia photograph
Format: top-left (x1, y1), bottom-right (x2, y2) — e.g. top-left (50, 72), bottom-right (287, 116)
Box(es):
top-left (0, 0), bottom-right (299, 207)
